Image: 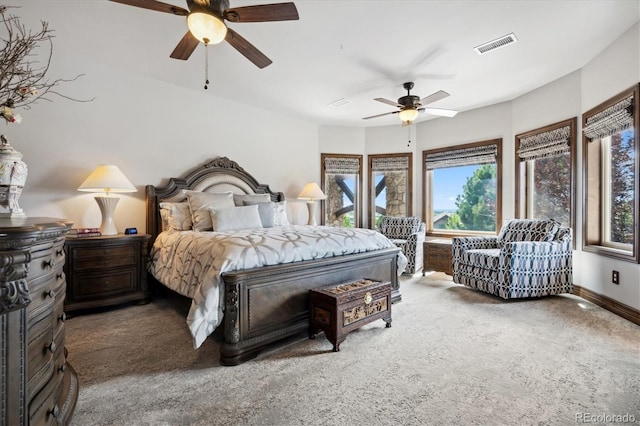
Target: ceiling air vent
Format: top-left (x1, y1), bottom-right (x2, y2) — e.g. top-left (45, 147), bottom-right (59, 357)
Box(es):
top-left (474, 33), bottom-right (518, 55)
top-left (328, 98), bottom-right (352, 108)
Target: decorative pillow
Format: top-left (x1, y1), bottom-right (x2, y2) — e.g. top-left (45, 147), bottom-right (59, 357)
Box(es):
top-left (186, 191), bottom-right (235, 231)
top-left (233, 193), bottom-right (271, 207)
top-left (273, 201), bottom-right (290, 226)
top-left (210, 205), bottom-right (263, 232)
top-left (497, 219), bottom-right (559, 244)
top-left (243, 201), bottom-right (275, 228)
top-left (159, 202), bottom-right (192, 231)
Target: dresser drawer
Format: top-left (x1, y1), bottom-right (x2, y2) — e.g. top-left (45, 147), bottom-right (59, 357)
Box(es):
top-left (26, 271), bottom-right (60, 320)
top-left (28, 376), bottom-right (59, 426)
top-left (27, 311), bottom-right (55, 398)
top-left (28, 245), bottom-right (65, 281)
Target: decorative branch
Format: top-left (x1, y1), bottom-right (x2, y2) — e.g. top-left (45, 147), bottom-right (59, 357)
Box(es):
top-left (0, 5), bottom-right (93, 124)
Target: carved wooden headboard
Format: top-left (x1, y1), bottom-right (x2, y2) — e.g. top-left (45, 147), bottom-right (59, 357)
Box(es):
top-left (145, 157), bottom-right (285, 245)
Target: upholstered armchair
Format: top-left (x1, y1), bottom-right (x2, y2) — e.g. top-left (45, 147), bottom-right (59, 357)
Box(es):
top-left (379, 216), bottom-right (426, 275)
top-left (452, 219), bottom-right (573, 299)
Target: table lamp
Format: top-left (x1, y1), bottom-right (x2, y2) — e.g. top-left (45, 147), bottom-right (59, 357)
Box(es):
top-left (77, 165), bottom-right (136, 235)
top-left (298, 182), bottom-right (326, 226)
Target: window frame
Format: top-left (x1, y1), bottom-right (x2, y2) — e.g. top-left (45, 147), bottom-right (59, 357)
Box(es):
top-left (367, 152), bottom-right (413, 229)
top-left (422, 138), bottom-right (502, 238)
top-left (320, 153), bottom-right (363, 228)
top-left (514, 117), bottom-right (577, 248)
top-left (582, 84), bottom-right (639, 263)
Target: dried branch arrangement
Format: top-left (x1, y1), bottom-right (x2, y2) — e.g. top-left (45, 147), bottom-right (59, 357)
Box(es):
top-left (0, 4), bottom-right (89, 124)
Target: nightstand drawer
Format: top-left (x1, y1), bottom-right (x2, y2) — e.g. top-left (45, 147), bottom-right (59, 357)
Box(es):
top-left (70, 268), bottom-right (137, 300)
top-left (73, 255), bottom-right (136, 271)
top-left (71, 244), bottom-right (136, 261)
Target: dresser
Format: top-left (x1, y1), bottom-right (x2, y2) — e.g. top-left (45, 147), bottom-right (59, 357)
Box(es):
top-left (64, 234), bottom-right (151, 313)
top-left (0, 217), bottom-right (77, 426)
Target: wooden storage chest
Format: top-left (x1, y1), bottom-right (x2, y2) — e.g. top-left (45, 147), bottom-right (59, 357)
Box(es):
top-left (309, 278), bottom-right (392, 351)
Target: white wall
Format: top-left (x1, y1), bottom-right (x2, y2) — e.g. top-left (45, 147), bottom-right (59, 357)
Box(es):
top-left (8, 43), bottom-right (318, 232)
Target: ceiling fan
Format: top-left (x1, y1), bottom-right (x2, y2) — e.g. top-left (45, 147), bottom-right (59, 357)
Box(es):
top-left (110, 0), bottom-right (299, 69)
top-left (363, 82), bottom-right (458, 125)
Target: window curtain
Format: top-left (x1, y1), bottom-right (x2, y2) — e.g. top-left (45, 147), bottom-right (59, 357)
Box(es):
top-left (324, 157), bottom-right (360, 174)
top-left (371, 156), bottom-right (409, 171)
top-left (517, 125), bottom-right (571, 161)
top-left (583, 96), bottom-right (634, 140)
top-left (425, 144), bottom-right (497, 170)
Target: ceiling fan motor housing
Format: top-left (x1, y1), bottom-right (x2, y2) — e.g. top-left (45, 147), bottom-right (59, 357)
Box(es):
top-left (187, 0), bottom-right (229, 17)
top-left (398, 95), bottom-right (420, 107)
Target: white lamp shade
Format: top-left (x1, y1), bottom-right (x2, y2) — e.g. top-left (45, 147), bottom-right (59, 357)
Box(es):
top-left (398, 108), bottom-right (419, 123)
top-left (187, 12), bottom-right (228, 44)
top-left (298, 182), bottom-right (326, 201)
top-left (78, 165), bottom-right (137, 195)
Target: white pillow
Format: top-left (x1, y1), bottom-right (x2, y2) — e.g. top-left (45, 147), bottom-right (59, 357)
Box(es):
top-left (273, 201), bottom-right (290, 226)
top-left (210, 205), bottom-right (263, 232)
top-left (233, 193), bottom-right (271, 207)
top-left (186, 191), bottom-right (235, 231)
top-left (159, 202), bottom-right (192, 231)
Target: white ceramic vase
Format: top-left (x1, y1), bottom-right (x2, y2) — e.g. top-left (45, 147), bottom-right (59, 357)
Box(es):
top-left (0, 134), bottom-right (28, 217)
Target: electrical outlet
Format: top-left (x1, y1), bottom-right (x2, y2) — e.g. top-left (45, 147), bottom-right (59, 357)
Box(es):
top-left (612, 270), bottom-right (620, 285)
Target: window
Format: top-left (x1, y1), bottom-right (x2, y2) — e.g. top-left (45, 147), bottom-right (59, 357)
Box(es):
top-left (515, 118), bottom-right (577, 234)
top-left (583, 84), bottom-right (639, 263)
top-left (321, 153), bottom-right (362, 228)
top-left (368, 153), bottom-right (412, 229)
top-left (423, 139), bottom-right (502, 236)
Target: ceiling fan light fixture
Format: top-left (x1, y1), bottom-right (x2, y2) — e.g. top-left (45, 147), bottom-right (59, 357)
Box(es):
top-left (187, 12), bottom-right (228, 44)
top-left (398, 108), bottom-right (419, 123)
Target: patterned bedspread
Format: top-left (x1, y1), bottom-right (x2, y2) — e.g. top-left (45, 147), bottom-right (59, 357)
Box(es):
top-left (149, 225), bottom-right (407, 348)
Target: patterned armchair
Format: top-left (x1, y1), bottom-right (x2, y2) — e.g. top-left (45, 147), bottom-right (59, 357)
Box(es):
top-left (379, 216), bottom-right (426, 275)
top-left (452, 219), bottom-right (573, 299)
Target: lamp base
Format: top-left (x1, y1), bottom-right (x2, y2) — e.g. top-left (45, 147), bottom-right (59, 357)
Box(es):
top-left (306, 201), bottom-right (318, 226)
top-left (94, 196), bottom-right (120, 235)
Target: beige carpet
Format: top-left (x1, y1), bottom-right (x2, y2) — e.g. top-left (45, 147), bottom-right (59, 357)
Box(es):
top-left (65, 273), bottom-right (640, 426)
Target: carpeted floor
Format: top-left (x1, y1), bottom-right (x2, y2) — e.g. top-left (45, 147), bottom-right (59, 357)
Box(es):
top-left (66, 273), bottom-right (640, 426)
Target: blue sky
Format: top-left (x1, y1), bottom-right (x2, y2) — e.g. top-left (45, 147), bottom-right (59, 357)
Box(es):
top-left (432, 165), bottom-right (479, 211)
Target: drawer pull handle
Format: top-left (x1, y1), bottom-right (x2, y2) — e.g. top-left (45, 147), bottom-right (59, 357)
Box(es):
top-left (363, 292), bottom-right (372, 305)
top-left (59, 363), bottom-right (67, 373)
top-left (42, 259), bottom-right (53, 269)
top-left (45, 290), bottom-right (55, 299)
top-left (47, 341), bottom-right (56, 353)
top-left (59, 313), bottom-right (67, 323)
top-left (49, 404), bottom-right (60, 417)
top-left (56, 272), bottom-right (63, 280)
top-left (56, 249), bottom-right (64, 257)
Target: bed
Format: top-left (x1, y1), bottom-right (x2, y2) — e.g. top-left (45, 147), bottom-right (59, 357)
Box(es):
top-left (146, 157), bottom-right (405, 365)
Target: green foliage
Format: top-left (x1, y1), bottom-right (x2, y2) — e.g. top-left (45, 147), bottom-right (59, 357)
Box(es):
top-left (609, 131), bottom-right (635, 245)
top-left (445, 164), bottom-right (496, 231)
top-left (532, 153), bottom-right (571, 226)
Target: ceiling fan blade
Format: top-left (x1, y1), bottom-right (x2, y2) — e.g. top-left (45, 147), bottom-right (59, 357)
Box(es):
top-left (374, 98), bottom-right (402, 108)
top-left (225, 28), bottom-right (272, 68)
top-left (419, 90), bottom-right (450, 106)
top-left (422, 107), bottom-right (458, 118)
top-left (170, 32), bottom-right (200, 60)
top-left (110, 0), bottom-right (188, 16)
top-left (363, 111), bottom-right (398, 120)
top-left (224, 2), bottom-right (299, 23)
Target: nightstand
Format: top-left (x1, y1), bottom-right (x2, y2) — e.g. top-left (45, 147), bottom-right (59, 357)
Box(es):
top-left (64, 233), bottom-right (151, 313)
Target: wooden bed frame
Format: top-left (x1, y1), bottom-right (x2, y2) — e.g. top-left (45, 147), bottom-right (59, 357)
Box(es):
top-left (146, 157), bottom-right (402, 365)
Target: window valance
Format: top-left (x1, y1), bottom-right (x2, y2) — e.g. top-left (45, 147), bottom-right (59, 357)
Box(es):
top-left (517, 125), bottom-right (571, 161)
top-left (324, 157), bottom-right (360, 174)
top-left (583, 96), bottom-right (634, 140)
top-left (425, 144), bottom-right (497, 170)
top-left (371, 156), bottom-right (409, 171)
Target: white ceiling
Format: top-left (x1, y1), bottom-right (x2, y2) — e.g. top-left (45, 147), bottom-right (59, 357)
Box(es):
top-left (17, 0), bottom-right (640, 127)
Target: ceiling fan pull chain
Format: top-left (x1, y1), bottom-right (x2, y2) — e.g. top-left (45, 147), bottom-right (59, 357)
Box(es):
top-left (204, 38), bottom-right (210, 90)
top-left (407, 126), bottom-right (411, 147)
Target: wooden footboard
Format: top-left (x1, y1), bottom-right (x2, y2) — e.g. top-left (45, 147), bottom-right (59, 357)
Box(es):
top-left (220, 247), bottom-right (401, 365)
